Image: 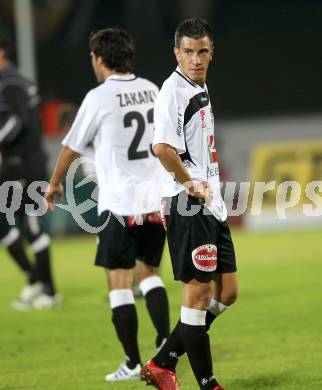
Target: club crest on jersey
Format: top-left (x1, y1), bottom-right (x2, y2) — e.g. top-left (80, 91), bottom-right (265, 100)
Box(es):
top-left (192, 244), bottom-right (217, 272)
top-left (207, 134), bottom-right (218, 163)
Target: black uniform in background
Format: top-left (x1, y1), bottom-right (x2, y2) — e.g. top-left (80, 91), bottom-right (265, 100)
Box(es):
top-left (0, 63), bottom-right (57, 303)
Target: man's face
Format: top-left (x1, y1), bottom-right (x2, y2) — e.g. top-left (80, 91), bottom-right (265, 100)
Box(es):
top-left (90, 52), bottom-right (104, 83)
top-left (174, 36), bottom-right (213, 86)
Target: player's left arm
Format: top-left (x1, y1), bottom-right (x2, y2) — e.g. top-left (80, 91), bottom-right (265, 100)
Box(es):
top-left (45, 146), bottom-right (80, 211)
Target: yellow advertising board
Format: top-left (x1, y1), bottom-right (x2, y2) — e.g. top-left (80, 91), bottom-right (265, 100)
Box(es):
top-left (249, 140), bottom-right (322, 210)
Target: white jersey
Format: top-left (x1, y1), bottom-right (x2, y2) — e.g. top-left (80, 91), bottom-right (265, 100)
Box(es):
top-left (62, 73), bottom-right (163, 216)
top-left (153, 67), bottom-right (227, 222)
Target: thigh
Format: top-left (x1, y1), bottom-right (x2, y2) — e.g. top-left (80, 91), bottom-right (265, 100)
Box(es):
top-left (95, 211), bottom-right (137, 270)
top-left (166, 194), bottom-right (219, 283)
top-left (134, 260), bottom-right (158, 284)
top-left (165, 195), bottom-right (193, 282)
top-left (23, 214), bottom-right (44, 241)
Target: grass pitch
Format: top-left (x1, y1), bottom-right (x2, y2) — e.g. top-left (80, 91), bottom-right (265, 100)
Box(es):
top-left (1, 228), bottom-right (322, 390)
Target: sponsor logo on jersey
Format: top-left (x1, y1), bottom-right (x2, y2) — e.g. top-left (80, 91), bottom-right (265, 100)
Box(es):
top-left (183, 160), bottom-right (192, 169)
top-left (207, 165), bottom-right (219, 178)
top-left (177, 112), bottom-right (183, 136)
top-left (207, 134), bottom-right (218, 163)
top-left (192, 244), bottom-right (217, 272)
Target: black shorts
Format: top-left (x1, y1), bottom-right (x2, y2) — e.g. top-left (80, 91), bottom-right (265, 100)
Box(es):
top-left (163, 192), bottom-right (237, 283)
top-left (95, 210), bottom-right (166, 270)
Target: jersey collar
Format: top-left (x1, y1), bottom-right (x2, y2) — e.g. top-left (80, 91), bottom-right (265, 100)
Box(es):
top-left (174, 67), bottom-right (205, 90)
top-left (106, 73), bottom-right (137, 82)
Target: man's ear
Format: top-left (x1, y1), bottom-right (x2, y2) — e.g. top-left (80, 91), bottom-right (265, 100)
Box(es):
top-left (209, 46), bottom-right (214, 62)
top-left (174, 47), bottom-right (180, 64)
top-left (97, 56), bottom-right (104, 66)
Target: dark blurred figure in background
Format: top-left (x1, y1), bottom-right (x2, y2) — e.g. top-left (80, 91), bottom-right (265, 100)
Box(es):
top-left (0, 34), bottom-right (61, 309)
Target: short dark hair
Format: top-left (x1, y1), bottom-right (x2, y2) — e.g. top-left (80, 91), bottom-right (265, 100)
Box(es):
top-left (0, 33), bottom-right (12, 58)
top-left (174, 18), bottom-right (213, 48)
top-left (89, 27), bottom-right (135, 73)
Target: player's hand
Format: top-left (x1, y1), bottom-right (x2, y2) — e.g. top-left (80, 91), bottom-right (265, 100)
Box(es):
top-left (45, 182), bottom-right (64, 212)
top-left (185, 180), bottom-right (213, 204)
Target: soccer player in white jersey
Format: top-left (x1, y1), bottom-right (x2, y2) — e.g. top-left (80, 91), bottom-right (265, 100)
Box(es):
top-left (45, 28), bottom-right (169, 382)
top-left (141, 19), bottom-right (238, 390)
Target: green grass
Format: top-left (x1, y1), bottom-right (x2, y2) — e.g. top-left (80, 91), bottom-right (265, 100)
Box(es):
top-left (1, 228), bottom-right (322, 389)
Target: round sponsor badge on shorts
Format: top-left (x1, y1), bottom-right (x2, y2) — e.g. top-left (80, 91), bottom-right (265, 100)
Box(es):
top-left (192, 244), bottom-right (217, 272)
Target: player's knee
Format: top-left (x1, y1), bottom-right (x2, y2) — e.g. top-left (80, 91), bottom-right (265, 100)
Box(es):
top-left (134, 261), bottom-right (156, 283)
top-left (0, 227), bottom-right (20, 247)
top-left (183, 282), bottom-right (212, 310)
top-left (108, 269), bottom-right (133, 290)
top-left (29, 233), bottom-right (50, 254)
top-left (24, 215), bottom-right (44, 238)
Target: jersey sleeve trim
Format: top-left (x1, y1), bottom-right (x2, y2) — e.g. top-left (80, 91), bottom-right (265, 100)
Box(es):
top-left (184, 91), bottom-right (209, 125)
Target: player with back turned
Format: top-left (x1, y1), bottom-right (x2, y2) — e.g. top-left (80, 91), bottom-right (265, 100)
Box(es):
top-left (141, 19), bottom-right (238, 390)
top-left (45, 27), bottom-right (170, 382)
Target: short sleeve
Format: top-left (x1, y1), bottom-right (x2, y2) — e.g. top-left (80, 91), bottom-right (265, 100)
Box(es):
top-left (62, 91), bottom-right (101, 154)
top-left (153, 82), bottom-right (186, 154)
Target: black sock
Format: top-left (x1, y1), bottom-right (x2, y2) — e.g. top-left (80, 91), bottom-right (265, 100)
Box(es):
top-left (181, 323), bottom-right (217, 389)
top-left (35, 248), bottom-right (55, 295)
top-left (154, 320), bottom-right (182, 371)
top-left (7, 237), bottom-right (38, 284)
top-left (145, 287), bottom-right (170, 348)
top-left (154, 310), bottom-right (217, 371)
top-left (112, 304), bottom-right (141, 369)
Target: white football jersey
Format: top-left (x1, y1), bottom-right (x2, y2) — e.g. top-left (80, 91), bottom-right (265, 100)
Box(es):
top-left (153, 67), bottom-right (227, 222)
top-left (62, 74), bottom-right (163, 216)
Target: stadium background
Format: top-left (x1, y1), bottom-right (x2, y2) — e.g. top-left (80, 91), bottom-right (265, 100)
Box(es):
top-left (1, 1), bottom-right (322, 389)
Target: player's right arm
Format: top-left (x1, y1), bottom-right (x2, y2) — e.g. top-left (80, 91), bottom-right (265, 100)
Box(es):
top-left (45, 91), bottom-right (100, 210)
top-left (45, 146), bottom-right (79, 211)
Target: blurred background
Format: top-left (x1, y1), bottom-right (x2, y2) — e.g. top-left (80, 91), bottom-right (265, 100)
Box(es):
top-left (1, 0), bottom-right (322, 233)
